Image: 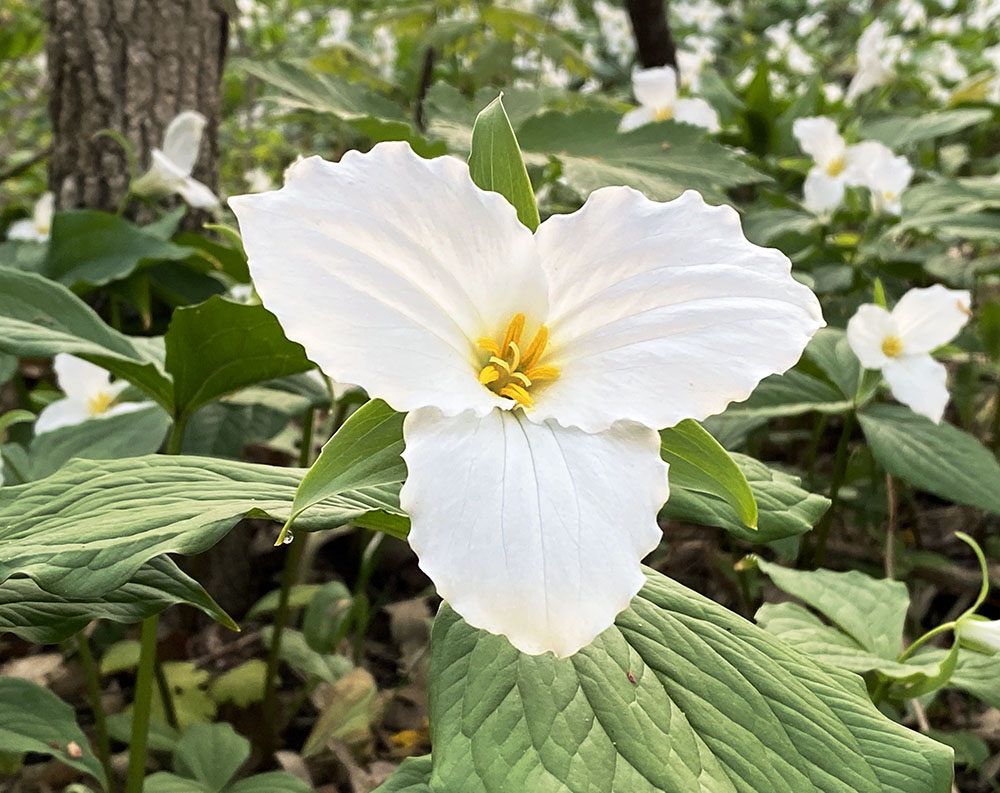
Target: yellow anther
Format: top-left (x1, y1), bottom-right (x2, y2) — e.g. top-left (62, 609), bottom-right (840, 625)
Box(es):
top-left (826, 156), bottom-right (846, 177)
top-left (478, 366), bottom-right (500, 385)
top-left (521, 325), bottom-right (549, 370)
top-left (477, 337), bottom-right (501, 356)
top-left (489, 356), bottom-right (512, 374)
top-left (881, 335), bottom-right (903, 358)
top-left (524, 365), bottom-right (559, 381)
top-left (502, 313), bottom-right (525, 351)
top-left (87, 391), bottom-right (114, 416)
top-left (499, 383), bottom-right (533, 407)
top-left (507, 340), bottom-right (521, 371)
top-left (653, 106), bottom-right (673, 122)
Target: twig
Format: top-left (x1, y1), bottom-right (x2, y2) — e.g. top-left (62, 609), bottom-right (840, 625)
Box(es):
top-left (0, 145), bottom-right (52, 184)
top-left (885, 473), bottom-right (897, 580)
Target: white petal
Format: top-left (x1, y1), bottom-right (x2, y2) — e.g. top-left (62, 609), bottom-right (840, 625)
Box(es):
top-left (229, 143), bottom-right (547, 417)
top-left (892, 285), bottom-right (971, 353)
top-left (802, 169), bottom-right (845, 214)
top-left (161, 110), bottom-right (207, 176)
top-left (34, 398), bottom-right (91, 434)
top-left (632, 65), bottom-right (678, 109)
top-left (53, 354), bottom-right (113, 397)
top-left (401, 407), bottom-right (668, 657)
top-left (176, 177), bottom-right (220, 210)
top-left (7, 218), bottom-right (45, 242)
top-left (843, 140), bottom-right (895, 187)
top-left (673, 97), bottom-right (720, 132)
top-left (33, 193), bottom-right (54, 234)
top-left (846, 304), bottom-right (895, 368)
top-left (792, 116), bottom-right (845, 165)
top-left (882, 354), bottom-right (949, 422)
top-left (531, 188), bottom-right (824, 434)
top-left (958, 619), bottom-right (1000, 653)
top-left (619, 105), bottom-right (656, 132)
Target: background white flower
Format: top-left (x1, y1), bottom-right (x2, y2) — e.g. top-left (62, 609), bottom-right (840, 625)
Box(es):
top-left (958, 618), bottom-right (1000, 653)
top-left (621, 66), bottom-right (720, 132)
top-left (847, 20), bottom-right (901, 101)
top-left (132, 110), bottom-right (219, 210)
top-left (847, 285), bottom-right (971, 422)
top-left (230, 142), bottom-right (823, 657)
top-left (848, 141), bottom-right (914, 215)
top-left (7, 192), bottom-right (53, 242)
top-left (35, 354), bottom-right (148, 434)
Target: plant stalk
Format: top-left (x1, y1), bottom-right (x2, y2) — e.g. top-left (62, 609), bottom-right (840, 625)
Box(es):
top-left (77, 632), bottom-right (113, 788)
top-left (124, 615), bottom-right (159, 793)
top-left (812, 411), bottom-right (855, 568)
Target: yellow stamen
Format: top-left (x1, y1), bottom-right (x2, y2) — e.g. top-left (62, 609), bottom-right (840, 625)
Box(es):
top-left (475, 313), bottom-right (557, 409)
top-left (499, 383), bottom-right (533, 407)
top-left (826, 156), bottom-right (846, 177)
top-left (477, 337), bottom-right (501, 356)
top-left (881, 335), bottom-right (903, 358)
top-left (520, 326), bottom-right (549, 370)
top-left (524, 365), bottom-right (559, 381)
top-left (87, 391), bottom-right (115, 416)
top-left (478, 366), bottom-right (500, 385)
top-left (653, 106), bottom-right (673, 122)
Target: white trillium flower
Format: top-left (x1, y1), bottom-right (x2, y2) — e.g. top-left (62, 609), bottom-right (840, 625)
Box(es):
top-left (35, 355), bottom-right (148, 434)
top-left (847, 141), bottom-right (913, 215)
top-left (793, 117), bottom-right (873, 214)
top-left (958, 617), bottom-right (1000, 653)
top-left (132, 111), bottom-right (219, 210)
top-left (847, 20), bottom-right (899, 101)
top-left (621, 66), bottom-right (720, 133)
top-left (847, 285), bottom-right (971, 423)
top-left (229, 142), bottom-right (824, 657)
top-left (8, 192), bottom-right (54, 242)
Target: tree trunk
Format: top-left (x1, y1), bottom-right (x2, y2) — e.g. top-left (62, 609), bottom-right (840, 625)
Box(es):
top-left (46, 0), bottom-right (227, 213)
top-left (624, 0), bottom-right (678, 70)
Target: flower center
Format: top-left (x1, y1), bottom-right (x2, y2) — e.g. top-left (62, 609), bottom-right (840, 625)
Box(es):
top-left (653, 105), bottom-right (674, 122)
top-left (826, 156), bottom-right (846, 177)
top-left (87, 391), bottom-right (115, 416)
top-left (477, 313), bottom-right (559, 408)
top-left (881, 335), bottom-right (903, 358)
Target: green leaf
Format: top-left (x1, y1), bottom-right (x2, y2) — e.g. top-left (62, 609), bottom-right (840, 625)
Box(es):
top-left (260, 626), bottom-right (352, 684)
top-left (0, 267), bottom-right (174, 409)
top-left (721, 370), bottom-right (853, 420)
top-left (0, 555), bottom-right (236, 643)
top-left (143, 773), bottom-right (211, 793)
top-left (173, 722), bottom-right (248, 792)
top-left (164, 296), bottom-right (314, 419)
top-left (302, 580), bottom-right (353, 653)
top-left (227, 773), bottom-right (314, 793)
top-left (516, 109), bottom-right (764, 203)
top-left (859, 109), bottom-right (993, 147)
top-left (660, 420), bottom-right (757, 529)
top-left (425, 567), bottom-right (953, 793)
top-left (155, 662), bottom-right (217, 728)
top-left (804, 328), bottom-right (860, 399)
top-left (916, 648), bottom-right (1000, 709)
top-left (0, 454), bottom-right (403, 599)
top-left (662, 453), bottom-right (829, 542)
top-left (755, 560), bottom-right (908, 659)
top-left (247, 584), bottom-right (323, 619)
top-left (858, 403), bottom-right (1000, 515)
top-left (209, 660), bottom-right (267, 708)
top-left (285, 398), bottom-right (407, 540)
top-left (372, 756), bottom-right (433, 793)
top-left (45, 210), bottom-right (192, 288)
top-left (0, 677), bottom-right (108, 790)
top-left (302, 667), bottom-right (379, 756)
top-left (27, 403), bottom-right (171, 479)
top-left (468, 94), bottom-right (540, 231)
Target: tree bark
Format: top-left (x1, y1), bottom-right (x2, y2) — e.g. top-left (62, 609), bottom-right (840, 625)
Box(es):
top-left (46, 0), bottom-right (228, 212)
top-left (624, 0), bottom-right (678, 70)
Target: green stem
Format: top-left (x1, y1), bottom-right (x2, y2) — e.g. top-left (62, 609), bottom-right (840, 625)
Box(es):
top-left (124, 615), bottom-right (159, 793)
top-left (897, 621), bottom-right (956, 665)
top-left (165, 414), bottom-right (188, 455)
top-left (77, 633), bottom-right (113, 788)
top-left (298, 407), bottom-right (315, 469)
top-left (812, 411), bottom-right (855, 568)
top-left (153, 656), bottom-right (179, 730)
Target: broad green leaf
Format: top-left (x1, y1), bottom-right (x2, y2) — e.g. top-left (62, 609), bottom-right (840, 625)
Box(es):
top-left (0, 454), bottom-right (403, 599)
top-left (423, 83), bottom-right (548, 154)
top-left (209, 660), bottom-right (267, 708)
top-left (660, 420), bottom-right (757, 529)
top-left (913, 648), bottom-right (1000, 710)
top-left (173, 722), bottom-right (249, 792)
top-left (155, 662), bottom-right (217, 727)
top-left (302, 580), bottom-right (353, 653)
top-left (0, 677), bottom-right (108, 790)
top-left (426, 567), bottom-right (953, 793)
top-left (236, 59), bottom-right (446, 158)
top-left (286, 399), bottom-right (406, 538)
top-left (302, 667), bottom-right (379, 756)
top-left (859, 109), bottom-right (993, 147)
top-left (105, 714), bottom-right (180, 754)
top-left (0, 555), bottom-right (235, 643)
top-left (858, 403), bottom-right (1000, 515)
top-left (227, 773), bottom-right (314, 793)
top-left (0, 408), bottom-right (34, 435)
top-left (164, 296), bottom-right (313, 419)
top-left (143, 774), bottom-right (209, 793)
top-left (804, 327), bottom-right (860, 399)
top-left (0, 267), bottom-right (174, 409)
top-left (246, 584), bottom-right (323, 619)
top-left (372, 756), bottom-right (433, 793)
top-left (755, 560), bottom-right (908, 659)
top-left (27, 403), bottom-right (171, 479)
top-left (45, 210), bottom-right (192, 288)
top-left (516, 109), bottom-right (764, 203)
top-left (722, 370), bottom-right (853, 420)
top-left (260, 626), bottom-right (353, 684)
top-left (662, 453), bottom-right (829, 542)
top-left (468, 94), bottom-right (540, 231)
